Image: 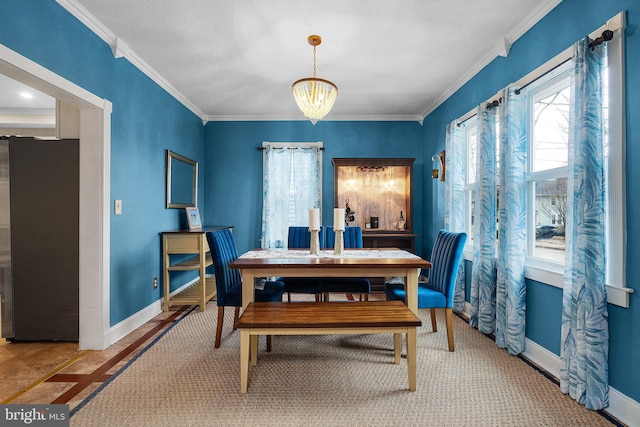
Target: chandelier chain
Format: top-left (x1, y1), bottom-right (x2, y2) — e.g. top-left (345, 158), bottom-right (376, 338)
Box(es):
top-left (313, 45), bottom-right (317, 78)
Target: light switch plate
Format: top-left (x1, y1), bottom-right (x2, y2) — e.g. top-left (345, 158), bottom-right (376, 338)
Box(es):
top-left (114, 199), bottom-right (122, 215)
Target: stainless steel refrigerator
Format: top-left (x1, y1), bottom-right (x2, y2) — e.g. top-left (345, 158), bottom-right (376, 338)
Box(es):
top-left (0, 136), bottom-right (79, 341)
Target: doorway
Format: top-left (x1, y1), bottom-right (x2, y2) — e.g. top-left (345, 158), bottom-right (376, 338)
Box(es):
top-left (0, 43), bottom-right (111, 350)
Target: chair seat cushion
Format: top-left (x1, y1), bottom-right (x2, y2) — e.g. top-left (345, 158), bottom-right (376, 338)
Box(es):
top-left (222, 280), bottom-right (285, 307)
top-left (281, 277), bottom-right (322, 294)
top-left (384, 282), bottom-right (447, 308)
top-left (320, 277), bottom-right (371, 293)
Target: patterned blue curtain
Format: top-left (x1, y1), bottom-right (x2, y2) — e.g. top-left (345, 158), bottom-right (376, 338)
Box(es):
top-left (560, 37), bottom-right (609, 410)
top-left (261, 144), bottom-right (322, 248)
top-left (496, 87), bottom-right (528, 355)
top-left (444, 120), bottom-right (467, 313)
top-left (469, 104), bottom-right (497, 333)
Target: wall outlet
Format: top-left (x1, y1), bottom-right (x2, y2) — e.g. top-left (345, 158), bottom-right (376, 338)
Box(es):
top-left (153, 277), bottom-right (158, 289)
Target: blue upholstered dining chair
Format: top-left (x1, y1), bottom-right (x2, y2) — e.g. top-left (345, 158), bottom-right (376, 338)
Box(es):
top-left (206, 229), bottom-right (285, 348)
top-left (280, 226), bottom-right (326, 302)
top-left (322, 226), bottom-right (371, 301)
top-left (384, 230), bottom-right (467, 352)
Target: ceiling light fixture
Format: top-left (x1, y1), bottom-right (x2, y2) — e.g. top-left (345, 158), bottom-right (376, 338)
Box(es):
top-left (291, 35), bottom-right (338, 125)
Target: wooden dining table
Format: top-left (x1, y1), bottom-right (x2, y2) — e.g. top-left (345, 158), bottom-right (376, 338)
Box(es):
top-left (228, 248), bottom-right (431, 314)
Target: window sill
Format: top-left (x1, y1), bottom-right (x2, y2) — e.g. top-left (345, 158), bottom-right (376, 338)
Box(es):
top-left (463, 249), bottom-right (632, 308)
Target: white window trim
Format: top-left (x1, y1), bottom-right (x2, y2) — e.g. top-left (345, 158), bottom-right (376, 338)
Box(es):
top-left (461, 12), bottom-right (631, 307)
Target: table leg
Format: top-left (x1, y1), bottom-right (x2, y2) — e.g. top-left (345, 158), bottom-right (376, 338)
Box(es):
top-left (240, 330), bottom-right (250, 393)
top-left (242, 269), bottom-right (256, 310)
top-left (250, 335), bottom-right (258, 366)
top-left (394, 333), bottom-right (402, 364)
top-left (405, 268), bottom-right (419, 315)
top-left (406, 328), bottom-right (417, 392)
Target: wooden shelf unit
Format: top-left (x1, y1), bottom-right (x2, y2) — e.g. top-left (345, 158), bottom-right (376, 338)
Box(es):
top-left (162, 226), bottom-right (232, 312)
top-left (333, 157), bottom-right (416, 242)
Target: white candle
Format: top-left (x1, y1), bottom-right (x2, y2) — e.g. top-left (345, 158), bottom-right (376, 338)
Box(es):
top-left (333, 208), bottom-right (345, 231)
top-left (309, 208), bottom-right (320, 230)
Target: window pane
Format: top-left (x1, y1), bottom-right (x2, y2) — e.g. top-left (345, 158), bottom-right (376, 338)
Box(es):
top-left (467, 126), bottom-right (478, 184)
top-left (533, 178), bottom-right (566, 263)
top-left (532, 85), bottom-right (570, 171)
top-left (468, 189), bottom-right (476, 243)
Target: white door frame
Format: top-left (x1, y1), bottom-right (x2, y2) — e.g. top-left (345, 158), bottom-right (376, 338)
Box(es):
top-left (0, 43), bottom-right (111, 350)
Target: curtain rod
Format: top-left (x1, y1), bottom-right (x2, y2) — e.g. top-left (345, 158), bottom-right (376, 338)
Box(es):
top-left (514, 56), bottom-right (572, 95)
top-left (515, 29), bottom-right (613, 95)
top-left (456, 98), bottom-right (501, 127)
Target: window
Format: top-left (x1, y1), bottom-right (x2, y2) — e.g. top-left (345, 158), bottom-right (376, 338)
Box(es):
top-left (525, 66), bottom-right (571, 265)
top-left (462, 117), bottom-right (478, 248)
top-left (261, 142), bottom-right (322, 248)
top-left (455, 12), bottom-right (629, 306)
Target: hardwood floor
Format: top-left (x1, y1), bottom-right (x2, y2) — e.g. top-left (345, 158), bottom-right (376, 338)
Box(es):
top-left (0, 306), bottom-right (191, 410)
top-left (0, 292), bottom-right (377, 411)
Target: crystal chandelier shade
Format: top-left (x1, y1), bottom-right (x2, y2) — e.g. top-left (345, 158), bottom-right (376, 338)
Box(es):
top-left (291, 35), bottom-right (338, 125)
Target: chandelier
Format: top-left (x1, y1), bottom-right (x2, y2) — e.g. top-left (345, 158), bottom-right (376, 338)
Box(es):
top-left (291, 35), bottom-right (338, 125)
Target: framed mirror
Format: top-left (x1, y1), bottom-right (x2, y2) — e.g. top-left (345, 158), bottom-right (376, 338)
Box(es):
top-left (166, 150), bottom-right (198, 208)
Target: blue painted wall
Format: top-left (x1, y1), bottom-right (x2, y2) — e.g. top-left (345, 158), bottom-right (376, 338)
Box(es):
top-left (203, 121), bottom-right (424, 255)
top-left (0, 1), bottom-right (205, 325)
top-left (421, 0), bottom-right (640, 403)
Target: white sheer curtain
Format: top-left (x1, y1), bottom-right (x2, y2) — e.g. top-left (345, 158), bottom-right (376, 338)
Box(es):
top-left (496, 86), bottom-right (528, 355)
top-left (261, 142), bottom-right (322, 249)
top-left (469, 103), bottom-right (498, 334)
top-left (561, 37), bottom-right (609, 410)
top-left (444, 120), bottom-right (467, 313)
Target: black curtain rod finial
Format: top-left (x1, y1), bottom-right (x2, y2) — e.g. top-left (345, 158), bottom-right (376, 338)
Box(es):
top-left (588, 29), bottom-right (614, 50)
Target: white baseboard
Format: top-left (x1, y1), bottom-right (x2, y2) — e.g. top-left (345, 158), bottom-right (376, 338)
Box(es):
top-left (103, 300), bottom-right (162, 348)
top-left (522, 338), bottom-right (640, 426)
top-left (522, 337), bottom-right (561, 379)
top-left (462, 303), bottom-right (640, 426)
top-left (102, 277), bottom-right (201, 347)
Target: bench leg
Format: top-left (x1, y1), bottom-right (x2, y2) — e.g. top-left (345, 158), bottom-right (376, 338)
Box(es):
top-left (394, 333), bottom-right (402, 364)
top-left (406, 328), bottom-right (417, 392)
top-left (240, 330), bottom-right (250, 393)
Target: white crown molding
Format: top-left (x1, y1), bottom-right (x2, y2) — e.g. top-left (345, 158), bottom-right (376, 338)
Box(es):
top-left (55, 0), bottom-right (207, 122)
top-left (496, 37), bottom-right (512, 58)
top-left (418, 0), bottom-right (562, 121)
top-left (204, 114), bottom-right (423, 124)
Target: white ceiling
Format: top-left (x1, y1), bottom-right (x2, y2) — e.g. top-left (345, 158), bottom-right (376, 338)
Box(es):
top-left (0, 74), bottom-right (55, 129)
top-left (54, 1), bottom-right (561, 122)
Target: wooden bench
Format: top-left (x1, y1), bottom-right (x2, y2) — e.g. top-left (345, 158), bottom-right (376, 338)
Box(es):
top-left (236, 301), bottom-right (422, 393)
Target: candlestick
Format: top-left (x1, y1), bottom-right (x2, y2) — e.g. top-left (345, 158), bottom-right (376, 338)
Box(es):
top-left (333, 229), bottom-right (344, 255)
top-left (333, 208), bottom-right (345, 231)
top-left (309, 208), bottom-right (320, 230)
top-left (310, 229), bottom-right (320, 255)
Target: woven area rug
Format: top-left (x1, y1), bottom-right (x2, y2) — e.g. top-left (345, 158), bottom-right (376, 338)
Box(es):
top-left (71, 302), bottom-right (615, 426)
